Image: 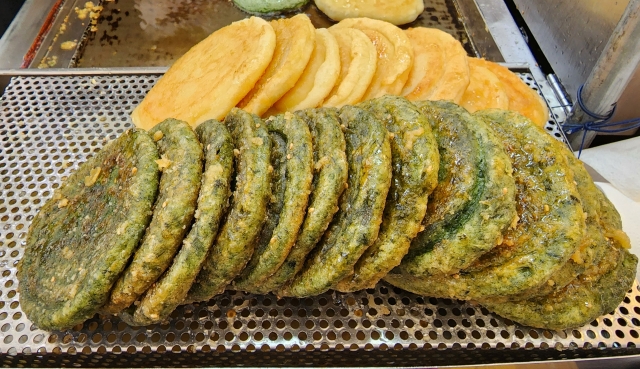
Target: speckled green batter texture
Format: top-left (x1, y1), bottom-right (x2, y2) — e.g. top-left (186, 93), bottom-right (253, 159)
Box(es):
top-left (487, 159), bottom-right (638, 330)
top-left (280, 105), bottom-right (392, 297)
top-left (187, 108), bottom-right (272, 302)
top-left (231, 132), bottom-right (288, 291)
top-left (335, 96), bottom-right (439, 292)
top-left (105, 119), bottom-right (202, 314)
top-left (254, 108), bottom-right (348, 294)
top-left (503, 146), bottom-right (613, 301)
top-left (234, 113), bottom-right (314, 292)
top-left (18, 129), bottom-right (160, 330)
top-left (397, 100), bottom-right (516, 277)
top-left (481, 248), bottom-right (637, 330)
top-left (123, 120), bottom-right (234, 325)
top-left (386, 110), bottom-right (586, 300)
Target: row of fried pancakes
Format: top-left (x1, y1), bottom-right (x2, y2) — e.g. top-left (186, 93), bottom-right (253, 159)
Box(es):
top-left (131, 15), bottom-right (549, 131)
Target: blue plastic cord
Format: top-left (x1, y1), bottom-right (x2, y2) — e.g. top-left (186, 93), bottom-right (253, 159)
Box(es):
top-left (563, 85), bottom-right (640, 157)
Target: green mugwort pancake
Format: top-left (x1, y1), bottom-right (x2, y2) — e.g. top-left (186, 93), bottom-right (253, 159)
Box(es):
top-left (503, 146), bottom-right (614, 301)
top-left (105, 119), bottom-right (203, 314)
top-left (480, 248), bottom-right (636, 330)
top-left (336, 96), bottom-right (440, 292)
top-left (233, 112), bottom-right (314, 293)
top-left (254, 108), bottom-right (348, 294)
top-left (280, 105), bottom-right (392, 297)
top-left (187, 108), bottom-right (272, 302)
top-left (233, 0), bottom-right (310, 15)
top-left (18, 129), bottom-right (160, 330)
top-left (386, 110), bottom-right (585, 300)
top-left (123, 120), bottom-right (234, 325)
top-left (396, 101), bottom-right (516, 278)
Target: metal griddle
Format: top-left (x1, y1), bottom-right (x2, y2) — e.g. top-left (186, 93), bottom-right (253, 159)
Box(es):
top-left (29, 0), bottom-right (496, 69)
top-left (0, 68), bottom-right (638, 367)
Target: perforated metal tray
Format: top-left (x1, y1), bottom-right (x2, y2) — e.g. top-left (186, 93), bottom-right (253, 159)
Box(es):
top-left (0, 71), bottom-right (639, 367)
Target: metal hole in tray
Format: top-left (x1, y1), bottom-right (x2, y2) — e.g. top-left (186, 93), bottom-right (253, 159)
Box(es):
top-left (0, 74), bottom-right (638, 367)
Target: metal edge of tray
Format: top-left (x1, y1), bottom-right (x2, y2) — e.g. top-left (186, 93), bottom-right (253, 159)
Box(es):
top-left (28, 0), bottom-right (99, 69)
top-left (0, 0), bottom-right (62, 70)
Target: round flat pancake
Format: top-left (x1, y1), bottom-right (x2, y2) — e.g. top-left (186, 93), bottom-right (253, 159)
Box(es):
top-left (123, 120), bottom-right (234, 325)
top-left (459, 57), bottom-right (509, 113)
top-left (503, 148), bottom-right (614, 301)
top-left (105, 119), bottom-right (203, 314)
top-left (333, 18), bottom-right (413, 100)
top-left (232, 0), bottom-right (310, 15)
top-left (323, 27), bottom-right (378, 108)
top-left (336, 96), bottom-right (439, 292)
top-left (238, 14), bottom-right (316, 116)
top-left (280, 105), bottom-right (392, 297)
top-left (233, 112), bottom-right (314, 292)
top-left (386, 110), bottom-right (586, 300)
top-left (402, 28), bottom-right (469, 103)
top-left (471, 58), bottom-right (549, 127)
top-left (187, 108), bottom-right (272, 303)
top-left (397, 101), bottom-right (517, 277)
top-left (131, 17), bottom-right (276, 129)
top-left (480, 248), bottom-right (637, 330)
top-left (18, 129), bottom-right (160, 330)
top-left (255, 108), bottom-right (348, 294)
top-left (315, 0), bottom-right (424, 25)
top-left (271, 29), bottom-right (341, 114)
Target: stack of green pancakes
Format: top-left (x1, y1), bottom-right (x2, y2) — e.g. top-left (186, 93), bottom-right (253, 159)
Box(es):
top-left (18, 97), bottom-right (636, 331)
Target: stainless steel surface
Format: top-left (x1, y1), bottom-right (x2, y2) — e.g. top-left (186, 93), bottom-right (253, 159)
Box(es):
top-left (511, 0), bottom-right (628, 104)
top-left (29, 0), bottom-right (102, 69)
top-left (75, 0), bottom-right (474, 68)
top-left (547, 74), bottom-right (573, 117)
top-left (0, 0), bottom-right (60, 69)
top-left (513, 0), bottom-right (640, 144)
top-left (0, 71), bottom-right (638, 367)
top-left (566, 0), bottom-right (640, 149)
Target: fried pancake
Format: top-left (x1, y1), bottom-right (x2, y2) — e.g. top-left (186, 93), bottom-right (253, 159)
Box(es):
top-left (402, 28), bottom-right (469, 103)
top-left (397, 101), bottom-right (516, 277)
top-left (503, 149), bottom-right (612, 301)
top-left (478, 143), bottom-right (637, 329)
top-left (315, 0), bottom-right (424, 25)
top-left (270, 29), bottom-right (341, 114)
top-left (481, 248), bottom-right (636, 330)
top-left (336, 96), bottom-right (439, 292)
top-left (255, 108), bottom-right (348, 294)
top-left (131, 17), bottom-right (276, 129)
top-left (387, 111), bottom-right (586, 300)
top-left (238, 14), bottom-right (316, 116)
top-left (233, 113), bottom-right (314, 292)
top-left (233, 0), bottom-right (310, 15)
top-left (323, 27), bottom-right (377, 108)
top-left (105, 119), bottom-right (203, 314)
top-left (472, 58), bottom-right (549, 127)
top-left (280, 106), bottom-right (392, 297)
top-left (123, 120), bottom-right (234, 325)
top-left (187, 108), bottom-right (272, 302)
top-left (18, 130), bottom-right (160, 330)
top-left (459, 58), bottom-right (509, 113)
top-left (333, 18), bottom-right (413, 100)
